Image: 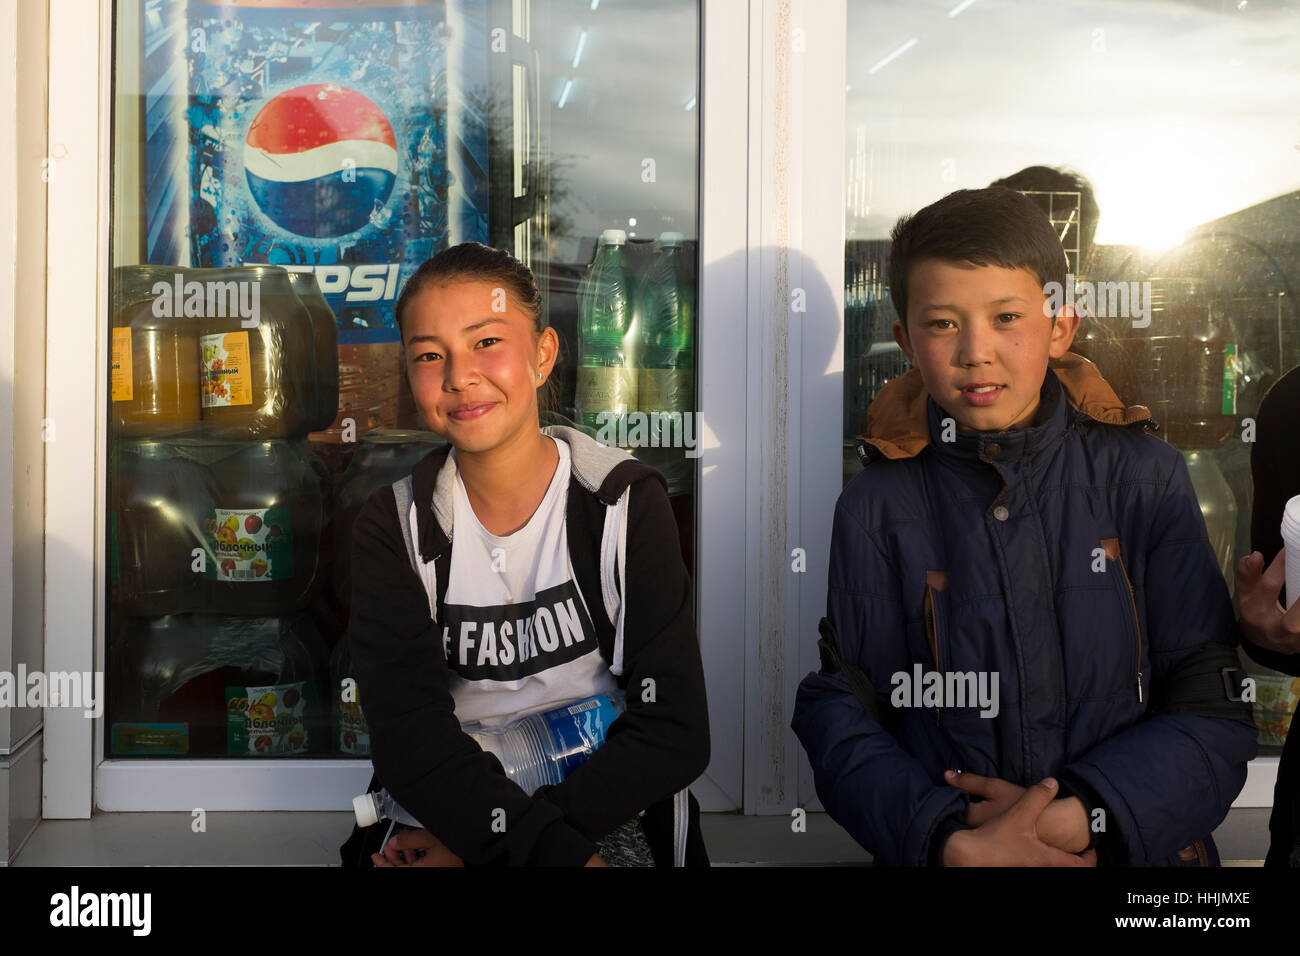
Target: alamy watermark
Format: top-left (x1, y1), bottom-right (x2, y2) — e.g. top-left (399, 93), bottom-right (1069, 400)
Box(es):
top-left (891, 664), bottom-right (999, 718)
top-left (0, 666), bottom-right (103, 718)
top-left (151, 272), bottom-right (260, 328)
top-left (594, 410), bottom-right (701, 458)
top-left (1043, 274), bottom-right (1152, 328)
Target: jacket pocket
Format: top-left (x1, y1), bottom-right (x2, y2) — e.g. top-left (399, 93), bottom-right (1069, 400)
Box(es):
top-left (924, 571), bottom-right (950, 724)
top-left (1101, 537), bottom-right (1144, 704)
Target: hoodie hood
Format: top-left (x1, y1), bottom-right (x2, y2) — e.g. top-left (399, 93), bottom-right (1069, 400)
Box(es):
top-left (416, 424), bottom-right (659, 558)
top-left (858, 351), bottom-right (1154, 462)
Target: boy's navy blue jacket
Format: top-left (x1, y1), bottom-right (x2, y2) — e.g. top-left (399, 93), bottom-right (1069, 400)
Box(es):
top-left (793, 352), bottom-right (1258, 866)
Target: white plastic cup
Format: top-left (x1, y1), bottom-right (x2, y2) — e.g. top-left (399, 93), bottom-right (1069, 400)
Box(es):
top-left (1281, 495), bottom-right (1300, 611)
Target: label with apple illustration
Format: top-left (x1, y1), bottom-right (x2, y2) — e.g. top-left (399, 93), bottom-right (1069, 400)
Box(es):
top-left (337, 682), bottom-right (371, 756)
top-left (202, 506), bottom-right (292, 582)
top-left (227, 682), bottom-right (309, 755)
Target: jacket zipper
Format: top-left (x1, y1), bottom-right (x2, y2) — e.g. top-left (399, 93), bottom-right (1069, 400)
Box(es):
top-left (924, 584), bottom-right (941, 724)
top-left (1114, 548), bottom-right (1144, 703)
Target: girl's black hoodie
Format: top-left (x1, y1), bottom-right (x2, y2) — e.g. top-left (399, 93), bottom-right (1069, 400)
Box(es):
top-left (345, 425), bottom-right (711, 866)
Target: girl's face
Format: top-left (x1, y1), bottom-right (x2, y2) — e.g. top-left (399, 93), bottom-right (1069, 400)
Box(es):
top-left (401, 278), bottom-right (557, 454)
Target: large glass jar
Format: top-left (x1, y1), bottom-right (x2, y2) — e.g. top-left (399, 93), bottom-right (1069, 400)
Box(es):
top-left (110, 265), bottom-right (202, 437)
top-left (193, 266), bottom-right (314, 439)
top-left (110, 613), bottom-right (327, 757)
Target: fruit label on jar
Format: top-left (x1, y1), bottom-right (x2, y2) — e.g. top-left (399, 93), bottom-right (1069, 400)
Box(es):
top-left (111, 327), bottom-right (133, 402)
top-left (227, 682), bottom-right (309, 755)
top-left (203, 506), bottom-right (292, 582)
top-left (110, 722), bottom-right (189, 755)
top-left (338, 683), bottom-right (371, 756)
top-left (201, 331), bottom-right (253, 407)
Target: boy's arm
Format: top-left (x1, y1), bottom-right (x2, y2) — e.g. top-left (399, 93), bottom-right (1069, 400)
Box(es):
top-left (792, 499), bottom-right (970, 866)
top-left (1058, 453), bottom-right (1258, 865)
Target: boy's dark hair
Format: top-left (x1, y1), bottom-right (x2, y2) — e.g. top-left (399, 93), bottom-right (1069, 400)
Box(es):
top-left (887, 186), bottom-right (1068, 336)
top-left (394, 242), bottom-right (557, 412)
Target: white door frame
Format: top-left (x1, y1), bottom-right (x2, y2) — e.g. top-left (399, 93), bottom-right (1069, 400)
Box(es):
top-left (740, 0), bottom-right (846, 814)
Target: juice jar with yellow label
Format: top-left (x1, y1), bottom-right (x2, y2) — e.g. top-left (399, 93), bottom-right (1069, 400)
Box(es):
top-left (110, 265), bottom-right (202, 437)
top-left (192, 266), bottom-right (314, 439)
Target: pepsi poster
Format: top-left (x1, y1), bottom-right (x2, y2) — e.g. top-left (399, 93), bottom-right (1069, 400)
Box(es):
top-left (140, 0), bottom-right (491, 435)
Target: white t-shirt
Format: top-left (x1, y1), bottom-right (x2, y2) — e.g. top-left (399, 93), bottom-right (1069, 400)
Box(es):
top-left (441, 436), bottom-right (617, 729)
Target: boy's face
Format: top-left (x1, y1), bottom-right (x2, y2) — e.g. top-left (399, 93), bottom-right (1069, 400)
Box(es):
top-left (892, 259), bottom-right (1078, 433)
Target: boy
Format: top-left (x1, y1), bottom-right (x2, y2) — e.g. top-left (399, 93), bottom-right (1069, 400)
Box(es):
top-left (792, 187), bottom-right (1257, 866)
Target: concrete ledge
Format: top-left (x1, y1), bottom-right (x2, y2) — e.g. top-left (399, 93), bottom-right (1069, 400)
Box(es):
top-left (12, 808), bottom-right (1273, 866)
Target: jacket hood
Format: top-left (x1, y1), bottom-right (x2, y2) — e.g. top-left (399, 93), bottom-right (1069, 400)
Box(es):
top-left (858, 351), bottom-right (1153, 462)
top-left (419, 424), bottom-right (659, 549)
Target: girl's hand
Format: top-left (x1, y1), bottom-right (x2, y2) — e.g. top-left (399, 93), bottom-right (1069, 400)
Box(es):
top-left (1236, 550), bottom-right (1300, 655)
top-left (372, 828), bottom-right (464, 867)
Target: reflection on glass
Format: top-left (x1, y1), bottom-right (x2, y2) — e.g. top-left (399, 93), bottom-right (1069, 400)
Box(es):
top-left (107, 0), bottom-right (699, 758)
top-left (845, 0), bottom-right (1300, 752)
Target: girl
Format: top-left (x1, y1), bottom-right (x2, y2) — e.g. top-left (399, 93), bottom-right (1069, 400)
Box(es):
top-left (342, 242), bottom-right (710, 866)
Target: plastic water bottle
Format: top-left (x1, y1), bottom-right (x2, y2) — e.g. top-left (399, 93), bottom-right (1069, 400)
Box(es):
top-left (637, 232), bottom-right (694, 399)
top-left (353, 693), bottom-right (625, 829)
top-left (633, 232), bottom-right (695, 494)
top-left (576, 230), bottom-right (636, 433)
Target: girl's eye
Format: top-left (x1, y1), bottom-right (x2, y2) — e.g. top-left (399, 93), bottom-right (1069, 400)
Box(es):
top-left (415, 351), bottom-right (441, 363)
top-left (997, 313), bottom-right (1022, 323)
top-left (477, 337), bottom-right (501, 348)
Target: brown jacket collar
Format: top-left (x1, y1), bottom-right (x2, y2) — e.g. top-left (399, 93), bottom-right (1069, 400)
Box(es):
top-left (860, 351), bottom-right (1153, 461)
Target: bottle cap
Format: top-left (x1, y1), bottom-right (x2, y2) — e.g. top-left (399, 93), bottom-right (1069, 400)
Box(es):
top-left (600, 229), bottom-right (627, 246)
top-left (353, 792), bottom-right (381, 828)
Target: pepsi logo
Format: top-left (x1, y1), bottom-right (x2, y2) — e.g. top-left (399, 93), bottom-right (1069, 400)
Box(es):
top-left (244, 83), bottom-right (398, 238)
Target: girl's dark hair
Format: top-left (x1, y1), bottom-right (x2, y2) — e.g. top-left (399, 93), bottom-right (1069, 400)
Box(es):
top-left (394, 242), bottom-right (558, 413)
top-left (888, 186), bottom-right (1068, 335)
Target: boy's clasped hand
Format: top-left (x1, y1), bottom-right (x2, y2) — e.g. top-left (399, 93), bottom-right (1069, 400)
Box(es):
top-left (941, 771), bottom-right (1097, 867)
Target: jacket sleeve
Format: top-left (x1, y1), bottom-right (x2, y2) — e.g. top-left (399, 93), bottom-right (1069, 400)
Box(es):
top-left (1059, 452), bottom-right (1258, 864)
top-left (792, 496), bottom-right (970, 866)
top-left (532, 475), bottom-right (711, 841)
top-left (348, 487), bottom-right (598, 866)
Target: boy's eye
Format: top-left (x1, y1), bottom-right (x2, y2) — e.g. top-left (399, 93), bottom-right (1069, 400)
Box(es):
top-left (477, 337), bottom-right (501, 348)
top-left (927, 319), bottom-right (956, 330)
top-left (997, 313), bottom-right (1022, 323)
top-left (414, 351), bottom-right (441, 363)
